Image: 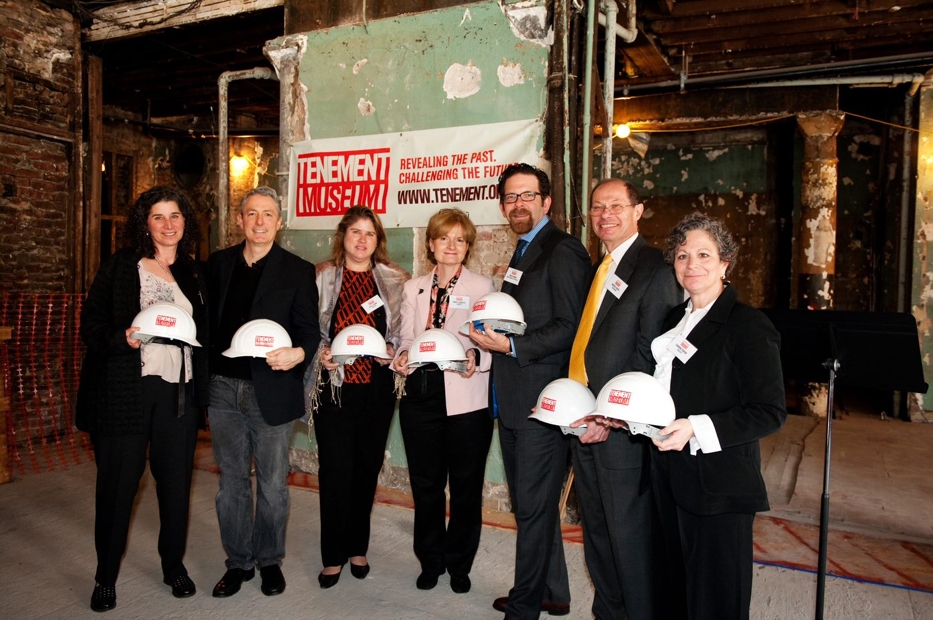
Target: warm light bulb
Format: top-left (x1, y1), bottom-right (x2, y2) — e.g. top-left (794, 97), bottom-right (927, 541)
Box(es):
top-left (230, 155), bottom-right (250, 177)
top-left (614, 123), bottom-right (631, 139)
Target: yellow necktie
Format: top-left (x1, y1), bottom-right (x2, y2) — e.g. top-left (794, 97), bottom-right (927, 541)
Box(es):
top-left (569, 254), bottom-right (613, 384)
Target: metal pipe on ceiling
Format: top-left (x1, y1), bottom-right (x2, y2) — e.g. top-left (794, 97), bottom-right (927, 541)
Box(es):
top-left (726, 74), bottom-right (926, 91)
top-left (580, 0), bottom-right (599, 243)
top-left (598, 0), bottom-right (636, 44)
top-left (618, 52), bottom-right (933, 95)
top-left (600, 0), bottom-right (623, 179)
top-left (217, 67), bottom-right (277, 249)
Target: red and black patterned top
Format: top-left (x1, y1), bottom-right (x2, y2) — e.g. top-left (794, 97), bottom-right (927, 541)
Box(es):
top-left (333, 269), bottom-right (378, 384)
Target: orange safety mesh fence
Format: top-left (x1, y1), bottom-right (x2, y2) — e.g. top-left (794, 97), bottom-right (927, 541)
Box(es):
top-left (1, 293), bottom-right (93, 476)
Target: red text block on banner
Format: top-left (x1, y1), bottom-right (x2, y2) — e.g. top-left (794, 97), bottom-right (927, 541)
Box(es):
top-left (295, 148), bottom-right (391, 216)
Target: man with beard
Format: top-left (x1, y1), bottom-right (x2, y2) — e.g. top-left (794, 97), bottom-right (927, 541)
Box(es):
top-left (469, 163), bottom-right (590, 620)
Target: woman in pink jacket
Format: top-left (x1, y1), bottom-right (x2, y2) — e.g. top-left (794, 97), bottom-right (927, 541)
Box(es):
top-left (392, 208), bottom-right (495, 595)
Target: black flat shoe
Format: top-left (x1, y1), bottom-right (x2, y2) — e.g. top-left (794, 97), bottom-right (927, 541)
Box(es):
top-left (450, 574), bottom-right (471, 594)
top-left (163, 574), bottom-right (196, 598)
top-left (416, 572), bottom-right (439, 590)
top-left (318, 567), bottom-right (342, 589)
top-left (211, 567), bottom-right (255, 598)
top-left (259, 564), bottom-right (286, 596)
top-left (90, 584), bottom-right (116, 612)
top-left (350, 562), bottom-right (370, 579)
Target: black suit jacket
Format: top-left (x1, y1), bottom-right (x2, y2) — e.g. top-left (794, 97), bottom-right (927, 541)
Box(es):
top-left (655, 284), bottom-right (787, 515)
top-left (492, 219), bottom-right (590, 430)
top-left (77, 247), bottom-right (209, 436)
top-left (208, 242), bottom-right (320, 426)
top-left (583, 236), bottom-right (681, 469)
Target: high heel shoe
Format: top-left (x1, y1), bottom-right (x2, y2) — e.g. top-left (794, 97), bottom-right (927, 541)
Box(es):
top-left (318, 567), bottom-right (342, 589)
top-left (350, 562), bottom-right (370, 579)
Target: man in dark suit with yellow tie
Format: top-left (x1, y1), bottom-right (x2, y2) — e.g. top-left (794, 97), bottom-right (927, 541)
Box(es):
top-left (469, 163), bottom-right (590, 620)
top-left (567, 178), bottom-right (680, 620)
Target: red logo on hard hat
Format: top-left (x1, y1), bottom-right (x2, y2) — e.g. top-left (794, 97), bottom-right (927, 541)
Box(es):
top-left (255, 335), bottom-right (275, 347)
top-left (347, 335), bottom-right (364, 346)
top-left (419, 341), bottom-right (436, 352)
top-left (473, 300), bottom-right (487, 311)
top-left (155, 315), bottom-right (177, 328)
top-left (541, 397), bottom-right (557, 412)
top-left (608, 389), bottom-right (631, 405)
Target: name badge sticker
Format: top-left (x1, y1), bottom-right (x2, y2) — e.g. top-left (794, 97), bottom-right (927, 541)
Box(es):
top-left (449, 295), bottom-right (470, 310)
top-left (362, 295), bottom-right (385, 314)
top-left (504, 268), bottom-right (523, 286)
top-left (606, 276), bottom-right (628, 299)
top-left (668, 337), bottom-right (698, 363)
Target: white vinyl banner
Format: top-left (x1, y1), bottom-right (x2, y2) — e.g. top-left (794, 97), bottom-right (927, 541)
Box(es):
top-left (286, 118), bottom-right (544, 229)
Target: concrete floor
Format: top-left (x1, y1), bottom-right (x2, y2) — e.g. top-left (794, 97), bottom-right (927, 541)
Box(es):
top-left (2, 413), bottom-right (933, 619)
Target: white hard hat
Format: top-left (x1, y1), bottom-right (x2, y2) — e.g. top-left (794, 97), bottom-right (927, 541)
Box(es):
top-left (530, 378), bottom-right (596, 436)
top-left (331, 324), bottom-right (389, 365)
top-left (130, 302), bottom-right (201, 347)
top-left (408, 328), bottom-right (468, 372)
top-left (593, 372), bottom-right (675, 440)
top-left (222, 319), bottom-right (292, 358)
top-left (458, 292), bottom-right (526, 336)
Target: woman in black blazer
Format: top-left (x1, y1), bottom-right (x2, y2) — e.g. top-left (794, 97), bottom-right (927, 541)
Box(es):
top-left (76, 186), bottom-right (209, 612)
top-left (649, 212), bottom-right (786, 620)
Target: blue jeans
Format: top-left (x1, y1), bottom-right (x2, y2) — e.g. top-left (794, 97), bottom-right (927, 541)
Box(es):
top-left (209, 375), bottom-right (294, 570)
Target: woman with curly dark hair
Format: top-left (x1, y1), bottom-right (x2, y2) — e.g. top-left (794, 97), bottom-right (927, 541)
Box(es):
top-left (76, 186), bottom-right (209, 612)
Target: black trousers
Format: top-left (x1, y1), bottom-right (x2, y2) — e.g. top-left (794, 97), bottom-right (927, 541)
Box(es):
top-left (92, 376), bottom-right (199, 586)
top-left (313, 364), bottom-right (396, 568)
top-left (398, 367), bottom-right (493, 577)
top-left (653, 458), bottom-right (755, 620)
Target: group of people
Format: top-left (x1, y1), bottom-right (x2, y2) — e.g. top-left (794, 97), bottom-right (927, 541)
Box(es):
top-left (76, 162), bottom-right (786, 620)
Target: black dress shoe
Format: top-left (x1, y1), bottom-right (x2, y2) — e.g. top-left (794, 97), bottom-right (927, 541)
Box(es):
top-left (211, 567), bottom-right (255, 598)
top-left (350, 562), bottom-right (370, 579)
top-left (259, 564), bottom-right (286, 596)
top-left (450, 574), bottom-right (471, 593)
top-left (90, 584), bottom-right (116, 612)
top-left (416, 572), bottom-right (439, 590)
top-left (492, 596), bottom-right (570, 616)
top-left (163, 574), bottom-right (196, 598)
top-left (318, 567), bottom-right (342, 589)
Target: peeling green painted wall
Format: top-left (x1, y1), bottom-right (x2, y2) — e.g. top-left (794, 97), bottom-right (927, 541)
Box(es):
top-left (279, 1), bottom-right (551, 487)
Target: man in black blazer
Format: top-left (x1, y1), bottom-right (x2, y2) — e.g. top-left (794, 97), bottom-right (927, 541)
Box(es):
top-left (207, 187), bottom-right (320, 599)
top-left (470, 164), bottom-right (590, 620)
top-left (567, 178), bottom-right (680, 620)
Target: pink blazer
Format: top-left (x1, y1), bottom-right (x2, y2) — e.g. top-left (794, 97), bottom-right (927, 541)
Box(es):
top-left (396, 266), bottom-right (495, 416)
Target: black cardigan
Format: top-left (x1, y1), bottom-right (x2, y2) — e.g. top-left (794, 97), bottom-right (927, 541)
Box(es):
top-left (75, 247), bottom-right (209, 436)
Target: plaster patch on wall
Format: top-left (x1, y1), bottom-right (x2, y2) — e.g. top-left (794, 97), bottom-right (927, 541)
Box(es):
top-left (717, 197), bottom-right (725, 207)
top-left (498, 61), bottom-right (525, 87)
top-left (847, 134), bottom-right (882, 161)
top-left (842, 176), bottom-right (854, 186)
top-left (643, 207), bottom-right (655, 219)
top-left (816, 280), bottom-right (832, 300)
top-left (643, 180), bottom-right (655, 190)
top-left (747, 194), bottom-right (764, 215)
top-left (500, 3), bottom-right (553, 46)
top-left (804, 208), bottom-right (836, 267)
top-left (679, 150), bottom-right (693, 161)
top-left (732, 189), bottom-right (744, 199)
top-left (443, 63), bottom-right (482, 99)
top-left (918, 222), bottom-right (933, 241)
top-left (265, 34), bottom-right (310, 142)
top-left (353, 59), bottom-right (369, 74)
top-left (460, 8), bottom-right (472, 26)
top-left (358, 98), bottom-right (376, 115)
top-left (681, 170), bottom-right (689, 182)
top-left (704, 148), bottom-right (729, 161)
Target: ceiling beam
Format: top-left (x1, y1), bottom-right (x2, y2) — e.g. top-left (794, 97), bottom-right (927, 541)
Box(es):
top-left (84, 0), bottom-right (284, 42)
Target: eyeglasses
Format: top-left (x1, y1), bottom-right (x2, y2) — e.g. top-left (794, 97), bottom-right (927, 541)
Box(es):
top-left (502, 191), bottom-right (542, 204)
top-left (590, 203), bottom-right (637, 215)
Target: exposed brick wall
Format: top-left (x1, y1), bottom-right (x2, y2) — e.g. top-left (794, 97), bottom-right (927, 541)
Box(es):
top-left (0, 0), bottom-right (78, 293)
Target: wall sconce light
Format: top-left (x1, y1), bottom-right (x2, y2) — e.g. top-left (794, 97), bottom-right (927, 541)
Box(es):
top-left (614, 123), bottom-right (631, 139)
top-left (230, 153), bottom-right (250, 177)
